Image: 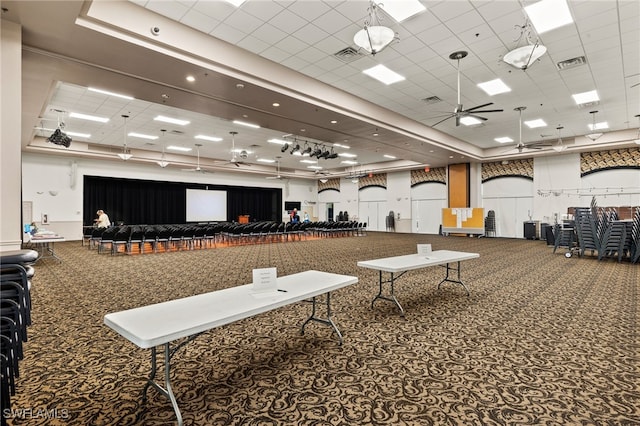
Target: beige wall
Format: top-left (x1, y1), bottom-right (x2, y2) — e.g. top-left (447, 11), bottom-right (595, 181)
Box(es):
top-left (1, 20), bottom-right (23, 251)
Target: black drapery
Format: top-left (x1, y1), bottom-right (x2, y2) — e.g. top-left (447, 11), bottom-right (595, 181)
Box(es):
top-left (83, 175), bottom-right (282, 226)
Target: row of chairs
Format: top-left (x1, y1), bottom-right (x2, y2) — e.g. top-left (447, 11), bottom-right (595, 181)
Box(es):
top-left (83, 221), bottom-right (367, 255)
top-left (553, 200), bottom-right (640, 263)
top-left (1, 250), bottom-right (37, 425)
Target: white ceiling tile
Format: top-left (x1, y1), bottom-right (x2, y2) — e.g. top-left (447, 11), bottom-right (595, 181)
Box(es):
top-left (236, 34), bottom-right (272, 55)
top-left (313, 9), bottom-right (353, 34)
top-left (287, 0), bottom-right (331, 21)
top-left (251, 23), bottom-right (289, 45)
top-left (212, 22), bottom-right (249, 45)
top-left (241, 0), bottom-right (285, 21)
top-left (429, 0), bottom-right (474, 22)
top-left (224, 9), bottom-right (264, 33)
top-left (276, 35), bottom-right (309, 55)
top-left (269, 9), bottom-right (309, 34)
top-left (192, 0), bottom-right (236, 20)
top-left (180, 9), bottom-right (220, 34)
top-left (291, 23), bottom-right (331, 46)
top-left (443, 10), bottom-right (485, 35)
top-left (261, 45), bottom-right (292, 64)
top-left (145, 0), bottom-right (190, 20)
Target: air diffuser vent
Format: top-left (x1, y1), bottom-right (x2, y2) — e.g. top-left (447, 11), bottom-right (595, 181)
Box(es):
top-left (333, 47), bottom-right (364, 63)
top-left (556, 56), bottom-right (586, 70)
top-left (422, 96), bottom-right (442, 105)
top-left (576, 100), bottom-right (600, 109)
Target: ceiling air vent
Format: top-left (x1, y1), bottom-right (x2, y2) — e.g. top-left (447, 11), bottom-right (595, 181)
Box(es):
top-left (333, 47), bottom-right (364, 63)
top-left (170, 130), bottom-right (184, 135)
top-left (576, 100), bottom-right (600, 109)
top-left (422, 96), bottom-right (442, 105)
top-left (556, 56), bottom-right (586, 70)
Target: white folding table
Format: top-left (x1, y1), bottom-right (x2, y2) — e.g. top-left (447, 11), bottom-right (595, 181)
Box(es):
top-left (357, 250), bottom-right (479, 316)
top-left (29, 236), bottom-right (65, 262)
top-left (104, 270), bottom-right (357, 425)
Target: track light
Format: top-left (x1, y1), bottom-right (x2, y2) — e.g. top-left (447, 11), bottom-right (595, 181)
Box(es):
top-left (280, 143), bottom-right (289, 153)
top-left (302, 144), bottom-right (312, 155)
top-left (290, 143), bottom-right (300, 154)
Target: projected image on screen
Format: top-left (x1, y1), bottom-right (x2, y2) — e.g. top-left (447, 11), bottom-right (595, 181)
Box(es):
top-left (186, 189), bottom-right (227, 222)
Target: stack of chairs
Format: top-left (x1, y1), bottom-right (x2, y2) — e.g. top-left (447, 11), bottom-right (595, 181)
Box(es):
top-left (632, 208), bottom-right (640, 264)
top-left (1, 249), bottom-right (37, 423)
top-left (573, 205), bottom-right (601, 257)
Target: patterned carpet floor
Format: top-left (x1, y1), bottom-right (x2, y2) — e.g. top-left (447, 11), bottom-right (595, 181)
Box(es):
top-left (6, 232), bottom-right (639, 425)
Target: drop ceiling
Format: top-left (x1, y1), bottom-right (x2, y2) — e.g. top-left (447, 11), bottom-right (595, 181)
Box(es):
top-left (3, 0), bottom-right (639, 180)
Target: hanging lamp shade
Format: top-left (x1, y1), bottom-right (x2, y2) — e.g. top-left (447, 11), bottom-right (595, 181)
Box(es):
top-left (353, 25), bottom-right (396, 55)
top-left (118, 114), bottom-right (132, 160)
top-left (503, 44), bottom-right (547, 70)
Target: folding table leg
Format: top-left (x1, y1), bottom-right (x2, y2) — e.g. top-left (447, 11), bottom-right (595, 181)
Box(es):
top-left (142, 344), bottom-right (183, 426)
top-left (300, 293), bottom-right (343, 345)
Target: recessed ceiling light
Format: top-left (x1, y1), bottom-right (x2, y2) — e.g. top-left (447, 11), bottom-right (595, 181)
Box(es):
top-left (341, 160), bottom-right (358, 165)
top-left (186, 75), bottom-right (195, 82)
top-left (460, 116), bottom-right (483, 126)
top-left (449, 155), bottom-right (454, 159)
top-left (330, 120), bottom-right (337, 124)
top-left (233, 120), bottom-right (260, 129)
top-left (154, 115), bottom-right (190, 126)
top-left (477, 78), bottom-right (511, 96)
top-left (362, 64), bottom-right (406, 85)
top-left (495, 137), bottom-right (514, 143)
top-left (373, 133), bottom-right (379, 136)
top-left (333, 143), bottom-right (350, 149)
top-left (128, 132), bottom-right (158, 140)
top-left (87, 87), bottom-right (133, 100)
top-left (525, 119), bottom-right (547, 128)
top-left (300, 159), bottom-right (317, 164)
top-left (572, 90), bottom-right (599, 105)
top-left (167, 145), bottom-right (192, 152)
top-left (307, 165), bottom-right (323, 170)
top-left (383, 154), bottom-right (396, 159)
top-left (588, 121), bottom-right (609, 131)
top-left (379, 0), bottom-right (426, 22)
top-left (69, 112), bottom-right (109, 123)
top-left (525, 0), bottom-right (573, 34)
top-left (268, 138), bottom-right (287, 145)
top-left (195, 134), bottom-right (222, 142)
top-left (257, 158), bottom-right (275, 163)
top-left (272, 103), bottom-right (280, 107)
top-left (338, 153), bottom-right (357, 158)
top-left (65, 131), bottom-right (91, 138)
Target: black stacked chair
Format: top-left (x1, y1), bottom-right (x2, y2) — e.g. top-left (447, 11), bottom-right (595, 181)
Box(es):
top-left (0, 250), bottom-right (37, 420)
top-left (111, 225), bottom-right (131, 255)
top-left (98, 226), bottom-right (119, 254)
top-left (127, 225), bottom-right (145, 254)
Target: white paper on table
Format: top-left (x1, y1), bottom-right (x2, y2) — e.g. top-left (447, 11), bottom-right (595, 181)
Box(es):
top-left (417, 244), bottom-right (433, 258)
top-left (251, 267), bottom-right (278, 294)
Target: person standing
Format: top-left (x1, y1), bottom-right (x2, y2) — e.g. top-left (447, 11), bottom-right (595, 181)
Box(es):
top-left (94, 209), bottom-right (111, 228)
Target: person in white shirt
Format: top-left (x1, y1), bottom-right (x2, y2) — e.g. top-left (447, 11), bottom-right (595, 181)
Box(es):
top-left (94, 210), bottom-right (111, 228)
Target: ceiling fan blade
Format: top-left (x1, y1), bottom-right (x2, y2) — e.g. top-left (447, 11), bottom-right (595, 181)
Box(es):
top-left (431, 114), bottom-right (454, 127)
top-left (467, 114), bottom-right (488, 122)
top-left (469, 108), bottom-right (503, 114)
top-left (465, 102), bottom-right (494, 112)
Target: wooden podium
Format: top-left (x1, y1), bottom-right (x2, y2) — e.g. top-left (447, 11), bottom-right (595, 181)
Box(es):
top-left (238, 215), bottom-right (250, 224)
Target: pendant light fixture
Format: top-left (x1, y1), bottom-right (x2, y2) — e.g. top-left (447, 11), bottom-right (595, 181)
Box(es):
top-left (117, 114), bottom-right (133, 160)
top-left (353, 1), bottom-right (399, 56)
top-left (552, 126), bottom-right (566, 152)
top-left (156, 129), bottom-right (169, 168)
top-left (586, 110), bottom-right (603, 141)
top-left (502, 20), bottom-right (547, 70)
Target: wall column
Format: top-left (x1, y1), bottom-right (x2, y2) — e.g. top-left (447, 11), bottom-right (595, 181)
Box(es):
top-left (1, 20), bottom-right (23, 251)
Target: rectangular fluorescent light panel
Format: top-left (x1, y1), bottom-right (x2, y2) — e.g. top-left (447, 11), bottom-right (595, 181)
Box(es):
top-left (195, 134), bottom-right (223, 142)
top-left (268, 138), bottom-right (287, 145)
top-left (379, 0), bottom-right (426, 22)
top-left (223, 0), bottom-right (246, 6)
top-left (338, 153), bottom-right (357, 158)
top-left (69, 112), bottom-right (109, 123)
top-left (257, 158), bottom-right (275, 163)
top-left (341, 160), bottom-right (358, 165)
top-left (383, 154), bottom-right (396, 159)
top-left (588, 122), bottom-right (609, 130)
top-left (233, 120), bottom-right (260, 129)
top-left (128, 132), bottom-right (158, 140)
top-left (167, 145), bottom-right (192, 152)
top-left (524, 119), bottom-right (547, 128)
top-left (495, 137), bottom-right (514, 144)
top-left (477, 79), bottom-right (511, 96)
top-left (363, 64), bottom-right (406, 85)
top-left (333, 143), bottom-right (350, 149)
top-left (307, 166), bottom-right (323, 170)
top-left (525, 0), bottom-right (573, 34)
top-left (88, 87), bottom-right (134, 100)
top-left (65, 131), bottom-right (91, 138)
top-left (572, 90), bottom-right (599, 105)
top-left (300, 160), bottom-right (317, 164)
top-left (460, 116), bottom-right (482, 126)
top-left (154, 115), bottom-right (190, 126)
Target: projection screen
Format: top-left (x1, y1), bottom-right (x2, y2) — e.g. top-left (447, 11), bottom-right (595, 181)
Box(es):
top-left (186, 189), bottom-right (227, 222)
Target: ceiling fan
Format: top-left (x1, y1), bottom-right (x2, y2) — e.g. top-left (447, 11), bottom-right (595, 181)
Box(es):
top-left (266, 157), bottom-right (287, 180)
top-left (511, 106), bottom-right (552, 152)
top-left (181, 143), bottom-right (211, 173)
top-left (432, 51), bottom-right (503, 127)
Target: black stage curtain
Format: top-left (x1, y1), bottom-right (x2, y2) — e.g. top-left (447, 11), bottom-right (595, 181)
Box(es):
top-left (83, 175), bottom-right (282, 225)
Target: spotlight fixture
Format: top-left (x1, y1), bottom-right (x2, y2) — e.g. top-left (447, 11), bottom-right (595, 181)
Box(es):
top-left (46, 111), bottom-right (72, 148)
top-left (290, 143), bottom-right (301, 154)
top-left (302, 144), bottom-right (312, 155)
top-left (353, 0), bottom-right (399, 56)
top-left (117, 114), bottom-right (133, 160)
top-left (280, 143), bottom-right (289, 153)
top-left (586, 110), bottom-right (603, 141)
